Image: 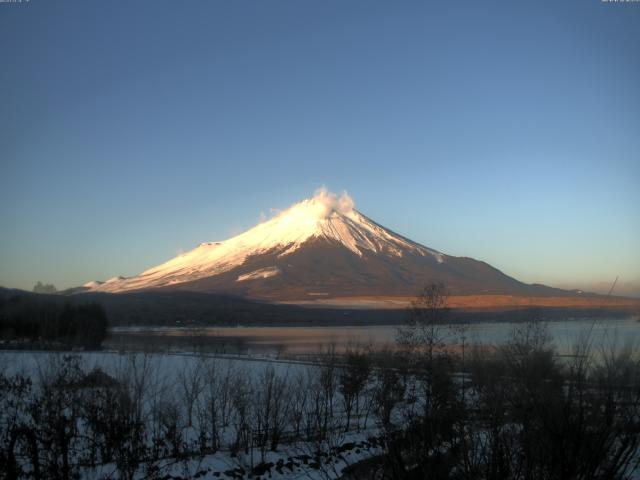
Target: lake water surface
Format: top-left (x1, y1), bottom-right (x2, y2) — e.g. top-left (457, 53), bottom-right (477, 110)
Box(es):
top-left (108, 316), bottom-right (640, 355)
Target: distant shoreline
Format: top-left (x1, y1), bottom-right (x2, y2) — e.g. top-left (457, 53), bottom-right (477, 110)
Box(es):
top-left (3, 287), bottom-right (638, 328)
top-left (104, 306), bottom-right (636, 328)
top-left (276, 294), bottom-right (640, 310)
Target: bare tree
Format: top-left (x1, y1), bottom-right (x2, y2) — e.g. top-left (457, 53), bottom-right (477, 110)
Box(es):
top-left (229, 368), bottom-right (252, 456)
top-left (0, 372), bottom-right (38, 479)
top-left (373, 359), bottom-right (405, 428)
top-left (397, 282), bottom-right (451, 361)
top-left (178, 360), bottom-right (204, 428)
top-left (33, 355), bottom-right (85, 480)
top-left (199, 358), bottom-right (223, 453)
top-left (289, 371), bottom-right (310, 439)
top-left (339, 349), bottom-right (371, 432)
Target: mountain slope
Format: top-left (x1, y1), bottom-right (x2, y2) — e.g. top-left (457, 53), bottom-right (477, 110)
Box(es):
top-left (83, 189), bottom-right (569, 300)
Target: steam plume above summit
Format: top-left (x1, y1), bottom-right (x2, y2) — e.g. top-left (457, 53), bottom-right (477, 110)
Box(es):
top-left (309, 187), bottom-right (355, 218)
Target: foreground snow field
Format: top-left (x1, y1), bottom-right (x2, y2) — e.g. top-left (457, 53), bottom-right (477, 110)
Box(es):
top-left (0, 350), bottom-right (385, 480)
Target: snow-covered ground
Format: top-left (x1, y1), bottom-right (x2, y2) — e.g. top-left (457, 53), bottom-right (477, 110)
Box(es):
top-left (83, 431), bottom-right (384, 480)
top-left (0, 350), bottom-right (384, 480)
top-left (0, 350), bottom-right (306, 378)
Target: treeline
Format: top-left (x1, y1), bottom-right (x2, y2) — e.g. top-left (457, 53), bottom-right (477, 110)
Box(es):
top-left (0, 295), bottom-right (108, 349)
top-left (370, 327), bottom-right (640, 479)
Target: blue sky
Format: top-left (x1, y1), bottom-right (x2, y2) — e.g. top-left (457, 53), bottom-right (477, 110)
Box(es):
top-left (1, 0), bottom-right (639, 295)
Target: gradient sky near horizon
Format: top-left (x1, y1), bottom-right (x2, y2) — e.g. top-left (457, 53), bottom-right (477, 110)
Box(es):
top-left (1, 0), bottom-right (639, 295)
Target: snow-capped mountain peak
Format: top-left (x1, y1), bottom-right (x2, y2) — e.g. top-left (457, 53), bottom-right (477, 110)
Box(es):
top-left (85, 188), bottom-right (443, 293)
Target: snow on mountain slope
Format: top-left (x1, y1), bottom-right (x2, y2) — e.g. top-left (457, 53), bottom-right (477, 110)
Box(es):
top-left (87, 188), bottom-right (444, 293)
top-left (237, 266), bottom-right (281, 282)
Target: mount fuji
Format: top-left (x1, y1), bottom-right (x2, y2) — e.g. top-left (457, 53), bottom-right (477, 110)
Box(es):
top-left (82, 189), bottom-right (565, 301)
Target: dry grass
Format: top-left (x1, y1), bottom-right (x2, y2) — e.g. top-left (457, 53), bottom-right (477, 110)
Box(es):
top-left (280, 294), bottom-right (640, 310)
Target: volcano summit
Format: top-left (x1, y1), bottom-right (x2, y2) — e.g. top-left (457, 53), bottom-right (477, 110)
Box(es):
top-left (83, 189), bottom-right (566, 301)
